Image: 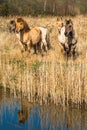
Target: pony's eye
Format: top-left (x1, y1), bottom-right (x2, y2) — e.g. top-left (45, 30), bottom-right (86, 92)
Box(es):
top-left (20, 22), bottom-right (23, 25)
top-left (69, 25), bottom-right (72, 28)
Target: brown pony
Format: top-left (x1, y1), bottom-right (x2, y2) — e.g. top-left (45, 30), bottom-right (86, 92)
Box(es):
top-left (15, 18), bottom-right (42, 55)
top-left (65, 19), bottom-right (77, 55)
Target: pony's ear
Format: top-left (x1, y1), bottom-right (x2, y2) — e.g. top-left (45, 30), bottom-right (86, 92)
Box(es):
top-left (57, 17), bottom-right (59, 21)
top-left (61, 16), bottom-right (63, 20)
top-left (64, 19), bottom-right (67, 23)
top-left (69, 19), bottom-right (72, 22)
top-left (16, 17), bottom-right (23, 22)
top-left (69, 19), bottom-right (73, 25)
top-left (57, 17), bottom-right (63, 21)
top-left (65, 19), bottom-right (67, 22)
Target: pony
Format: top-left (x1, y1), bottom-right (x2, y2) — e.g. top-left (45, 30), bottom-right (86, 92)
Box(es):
top-left (38, 27), bottom-right (51, 52)
top-left (65, 19), bottom-right (77, 55)
top-left (56, 17), bottom-right (77, 56)
top-left (9, 19), bottom-right (26, 52)
top-left (56, 17), bottom-right (69, 53)
top-left (8, 18), bottom-right (51, 55)
top-left (15, 17), bottom-right (41, 55)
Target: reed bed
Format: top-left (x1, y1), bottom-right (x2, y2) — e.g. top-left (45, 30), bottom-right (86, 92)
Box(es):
top-left (0, 52), bottom-right (87, 108)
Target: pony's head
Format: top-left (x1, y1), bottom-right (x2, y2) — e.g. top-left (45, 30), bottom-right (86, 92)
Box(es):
top-left (56, 17), bottom-right (65, 34)
top-left (15, 18), bottom-right (30, 33)
top-left (18, 110), bottom-right (27, 124)
top-left (8, 20), bottom-right (16, 33)
top-left (65, 19), bottom-right (73, 37)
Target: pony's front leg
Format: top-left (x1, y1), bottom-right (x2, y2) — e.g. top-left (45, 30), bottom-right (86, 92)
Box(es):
top-left (19, 41), bottom-right (25, 57)
top-left (58, 42), bottom-right (64, 53)
top-left (33, 45), bottom-right (38, 54)
top-left (27, 41), bottom-right (31, 56)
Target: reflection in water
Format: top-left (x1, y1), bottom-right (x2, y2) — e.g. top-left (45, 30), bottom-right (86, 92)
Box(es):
top-left (18, 98), bottom-right (33, 124)
top-left (0, 86), bottom-right (87, 130)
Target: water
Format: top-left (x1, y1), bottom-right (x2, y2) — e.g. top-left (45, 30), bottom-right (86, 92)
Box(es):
top-left (0, 86), bottom-right (87, 130)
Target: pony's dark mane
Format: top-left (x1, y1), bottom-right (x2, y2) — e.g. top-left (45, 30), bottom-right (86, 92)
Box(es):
top-left (65, 19), bottom-right (74, 38)
top-left (17, 18), bottom-right (30, 32)
top-left (66, 19), bottom-right (73, 25)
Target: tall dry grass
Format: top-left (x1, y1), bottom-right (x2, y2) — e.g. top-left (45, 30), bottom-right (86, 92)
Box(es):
top-left (0, 15), bottom-right (87, 108)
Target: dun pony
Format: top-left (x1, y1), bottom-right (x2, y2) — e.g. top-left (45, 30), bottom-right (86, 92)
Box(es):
top-left (56, 17), bottom-right (68, 53)
top-left (15, 18), bottom-right (41, 55)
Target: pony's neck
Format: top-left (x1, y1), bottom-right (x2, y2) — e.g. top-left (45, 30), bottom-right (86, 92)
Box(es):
top-left (24, 26), bottom-right (30, 32)
top-left (19, 24), bottom-right (30, 43)
top-left (58, 26), bottom-right (66, 44)
top-left (21, 20), bottom-right (30, 33)
top-left (20, 31), bottom-right (24, 43)
top-left (60, 26), bottom-right (65, 36)
top-left (67, 26), bottom-right (74, 38)
top-left (22, 26), bottom-right (30, 33)
top-left (67, 29), bottom-right (75, 45)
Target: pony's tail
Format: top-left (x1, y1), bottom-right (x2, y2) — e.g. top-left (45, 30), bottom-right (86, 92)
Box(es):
top-left (46, 31), bottom-right (53, 50)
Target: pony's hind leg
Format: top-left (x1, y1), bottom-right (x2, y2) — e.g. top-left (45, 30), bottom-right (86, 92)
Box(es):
top-left (33, 45), bottom-right (38, 54)
top-left (43, 41), bottom-right (48, 53)
top-left (46, 33), bottom-right (52, 50)
top-left (23, 43), bottom-right (28, 51)
top-left (40, 41), bottom-right (44, 56)
top-left (72, 46), bottom-right (76, 58)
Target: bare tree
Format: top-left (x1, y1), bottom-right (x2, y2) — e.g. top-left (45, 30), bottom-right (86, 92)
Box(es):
top-left (43, 0), bottom-right (47, 12)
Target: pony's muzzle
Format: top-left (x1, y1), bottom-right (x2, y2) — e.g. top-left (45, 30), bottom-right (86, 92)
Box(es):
top-left (58, 29), bottom-right (61, 34)
top-left (15, 30), bottom-right (19, 33)
top-left (9, 28), bottom-right (12, 33)
top-left (9, 28), bottom-right (15, 33)
top-left (64, 32), bottom-right (68, 37)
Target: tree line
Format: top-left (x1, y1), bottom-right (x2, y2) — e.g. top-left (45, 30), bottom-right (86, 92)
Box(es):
top-left (0, 0), bottom-right (87, 16)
